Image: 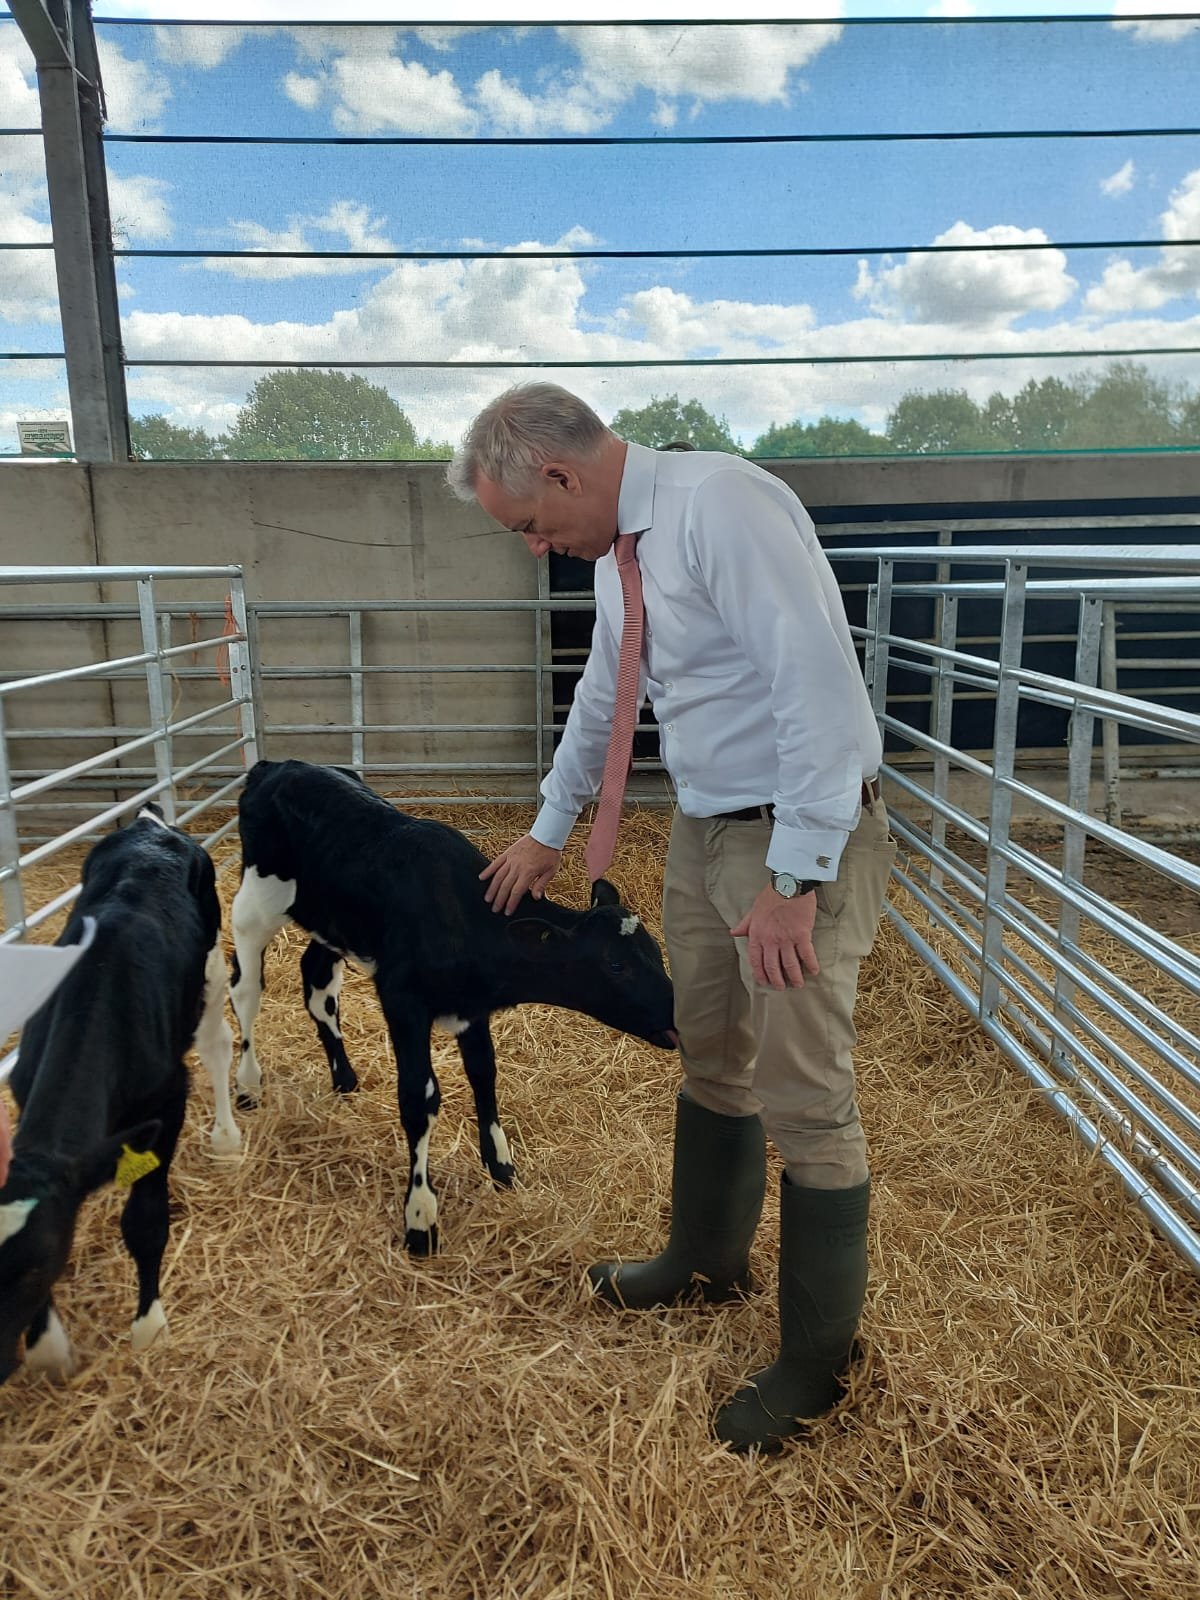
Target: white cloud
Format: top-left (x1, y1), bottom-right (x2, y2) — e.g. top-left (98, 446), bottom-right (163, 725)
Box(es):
top-left (282, 71), bottom-right (323, 111)
top-left (473, 67), bottom-right (619, 136)
top-left (288, 26), bottom-right (399, 65)
top-left (854, 223), bottom-right (1077, 327)
top-left (0, 197), bottom-right (58, 325)
top-left (619, 285), bottom-right (816, 353)
top-left (0, 29), bottom-right (41, 137)
top-left (202, 201), bottom-right (396, 279)
top-left (410, 28), bottom-right (486, 53)
top-left (1111, 3), bottom-right (1200, 43)
top-left (0, 34), bottom-right (58, 326)
top-left (94, 38), bottom-right (172, 131)
top-left (563, 22), bottom-right (843, 107)
top-left (110, 206), bottom-right (1200, 454)
top-left (1101, 160), bottom-right (1136, 197)
top-left (89, 2), bottom-right (837, 19)
top-left (1084, 168), bottom-right (1200, 314)
top-left (325, 53), bottom-right (477, 135)
top-left (927, 0), bottom-right (975, 15)
top-left (284, 17), bottom-right (844, 138)
top-left (152, 25), bottom-right (251, 69)
top-left (107, 173), bottom-right (174, 243)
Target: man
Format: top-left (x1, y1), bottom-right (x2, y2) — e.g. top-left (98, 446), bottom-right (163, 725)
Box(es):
top-left (445, 383), bottom-right (895, 1453)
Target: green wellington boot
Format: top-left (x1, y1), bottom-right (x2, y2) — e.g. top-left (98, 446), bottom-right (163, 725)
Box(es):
top-left (714, 1174), bottom-right (870, 1452)
top-left (588, 1092), bottom-right (766, 1308)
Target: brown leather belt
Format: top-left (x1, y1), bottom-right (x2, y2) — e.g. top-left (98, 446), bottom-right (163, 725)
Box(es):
top-left (714, 777), bottom-right (881, 824)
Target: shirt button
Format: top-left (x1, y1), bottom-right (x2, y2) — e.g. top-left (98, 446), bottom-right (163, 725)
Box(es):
top-left (665, 681), bottom-right (674, 691)
top-left (679, 779), bottom-right (689, 789)
top-left (665, 722), bottom-right (675, 732)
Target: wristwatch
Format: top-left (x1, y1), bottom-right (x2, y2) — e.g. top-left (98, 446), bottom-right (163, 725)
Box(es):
top-left (770, 871), bottom-right (819, 899)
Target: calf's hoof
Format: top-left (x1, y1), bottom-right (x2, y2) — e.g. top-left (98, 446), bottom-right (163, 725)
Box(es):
top-left (131, 1299), bottom-right (168, 1353)
top-left (331, 1067), bottom-right (359, 1095)
top-left (211, 1123), bottom-right (242, 1157)
top-left (235, 1091), bottom-right (259, 1113)
top-left (25, 1310), bottom-right (76, 1379)
top-left (405, 1224), bottom-right (438, 1257)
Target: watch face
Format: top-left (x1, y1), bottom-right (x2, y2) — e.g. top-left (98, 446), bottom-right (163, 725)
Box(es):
top-left (773, 872), bottom-right (798, 897)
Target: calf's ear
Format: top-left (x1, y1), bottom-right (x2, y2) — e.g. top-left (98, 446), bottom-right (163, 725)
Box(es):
top-left (72, 1119), bottom-right (163, 1196)
top-left (590, 878), bottom-right (621, 909)
top-left (506, 918), bottom-right (571, 953)
top-left (0, 1197), bottom-right (39, 1247)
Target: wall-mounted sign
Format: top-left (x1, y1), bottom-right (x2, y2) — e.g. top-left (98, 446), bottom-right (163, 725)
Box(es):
top-left (17, 420), bottom-right (73, 455)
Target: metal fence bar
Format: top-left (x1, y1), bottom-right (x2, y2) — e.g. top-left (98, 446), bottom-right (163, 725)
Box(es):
top-left (136, 575), bottom-right (177, 823)
top-left (867, 559), bottom-right (894, 719)
top-left (0, 699), bottom-right (27, 935)
top-left (1057, 593), bottom-right (1101, 1043)
top-left (226, 576), bottom-right (259, 770)
top-left (1101, 600), bottom-right (1123, 828)
top-left (883, 907), bottom-right (1200, 1276)
top-left (929, 591), bottom-right (958, 894)
top-left (348, 609), bottom-right (365, 772)
top-left (9, 698), bottom-right (240, 804)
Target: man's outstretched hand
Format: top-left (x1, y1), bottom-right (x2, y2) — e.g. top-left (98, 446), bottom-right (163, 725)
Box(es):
top-left (480, 834), bottom-right (563, 916)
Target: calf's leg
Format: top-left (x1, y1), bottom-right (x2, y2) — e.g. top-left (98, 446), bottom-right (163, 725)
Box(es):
top-left (457, 1020), bottom-right (515, 1188)
top-left (23, 1296), bottom-right (75, 1379)
top-left (194, 938), bottom-right (241, 1154)
top-left (379, 992), bottom-right (441, 1255)
top-left (230, 865), bottom-right (294, 1106)
top-left (121, 1082), bottom-right (186, 1352)
top-left (300, 940), bottom-right (358, 1094)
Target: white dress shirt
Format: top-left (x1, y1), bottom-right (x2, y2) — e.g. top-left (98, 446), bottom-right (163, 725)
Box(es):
top-left (530, 442), bottom-right (883, 882)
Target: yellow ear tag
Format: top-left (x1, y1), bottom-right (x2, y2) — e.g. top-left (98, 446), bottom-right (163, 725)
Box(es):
top-left (115, 1145), bottom-right (161, 1188)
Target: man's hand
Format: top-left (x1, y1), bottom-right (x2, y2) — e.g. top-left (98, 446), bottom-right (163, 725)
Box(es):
top-left (730, 885), bottom-right (821, 991)
top-left (480, 834), bottom-right (563, 916)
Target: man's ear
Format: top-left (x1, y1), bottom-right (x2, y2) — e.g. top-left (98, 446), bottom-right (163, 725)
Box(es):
top-left (73, 1119), bottom-right (162, 1196)
top-left (506, 918), bottom-right (572, 953)
top-left (590, 878), bottom-right (621, 910)
top-left (540, 461), bottom-right (580, 495)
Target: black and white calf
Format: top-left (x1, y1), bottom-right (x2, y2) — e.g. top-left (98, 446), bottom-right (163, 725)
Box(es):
top-left (0, 808), bottom-right (238, 1384)
top-left (230, 759), bottom-right (676, 1255)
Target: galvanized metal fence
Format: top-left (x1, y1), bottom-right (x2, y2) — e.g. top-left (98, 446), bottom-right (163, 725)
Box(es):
top-left (1, 550), bottom-right (1198, 1274)
top-left (856, 543), bottom-right (1200, 1274)
top-left (0, 564), bottom-right (257, 943)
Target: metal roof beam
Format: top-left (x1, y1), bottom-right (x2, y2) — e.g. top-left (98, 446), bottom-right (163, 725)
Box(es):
top-left (11, 0), bottom-right (130, 462)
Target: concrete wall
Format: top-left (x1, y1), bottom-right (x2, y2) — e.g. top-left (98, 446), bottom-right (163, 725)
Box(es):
top-left (2, 460), bottom-right (537, 792)
top-left (3, 452), bottom-right (1198, 799)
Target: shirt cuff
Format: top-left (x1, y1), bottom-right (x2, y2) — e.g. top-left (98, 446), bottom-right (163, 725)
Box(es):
top-left (530, 801), bottom-right (579, 852)
top-left (765, 821), bottom-right (851, 881)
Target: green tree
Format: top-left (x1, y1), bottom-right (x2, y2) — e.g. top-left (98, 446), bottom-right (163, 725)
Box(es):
top-left (751, 416), bottom-right (891, 458)
top-left (609, 394), bottom-right (741, 453)
top-left (980, 377), bottom-right (1082, 452)
top-left (1063, 361), bottom-right (1181, 450)
top-left (1178, 390), bottom-right (1200, 448)
top-left (130, 413), bottom-right (219, 460)
top-left (885, 388), bottom-right (1001, 454)
top-left (223, 369), bottom-right (421, 460)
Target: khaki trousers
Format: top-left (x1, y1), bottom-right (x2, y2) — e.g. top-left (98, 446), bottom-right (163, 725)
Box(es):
top-left (662, 798), bottom-right (896, 1189)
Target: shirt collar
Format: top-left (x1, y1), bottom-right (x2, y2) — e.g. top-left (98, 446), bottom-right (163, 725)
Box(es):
top-left (616, 440), bottom-right (657, 538)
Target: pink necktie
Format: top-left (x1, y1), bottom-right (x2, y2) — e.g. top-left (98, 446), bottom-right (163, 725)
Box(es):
top-left (586, 532), bottom-right (644, 884)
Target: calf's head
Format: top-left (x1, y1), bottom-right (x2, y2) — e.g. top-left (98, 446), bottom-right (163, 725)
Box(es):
top-left (0, 1120), bottom-right (158, 1384)
top-left (507, 879), bottom-right (676, 1050)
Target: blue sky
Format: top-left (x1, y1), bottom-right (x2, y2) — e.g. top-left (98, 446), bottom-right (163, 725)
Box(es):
top-left (2, 2), bottom-right (1199, 449)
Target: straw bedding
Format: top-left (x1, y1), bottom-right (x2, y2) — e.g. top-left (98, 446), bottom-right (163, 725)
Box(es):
top-left (2, 807), bottom-right (1198, 1600)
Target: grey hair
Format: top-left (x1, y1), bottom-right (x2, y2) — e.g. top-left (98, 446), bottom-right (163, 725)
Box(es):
top-left (445, 383), bottom-right (612, 502)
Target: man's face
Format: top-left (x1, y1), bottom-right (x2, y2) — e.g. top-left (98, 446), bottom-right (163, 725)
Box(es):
top-left (476, 463), bottom-right (617, 563)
